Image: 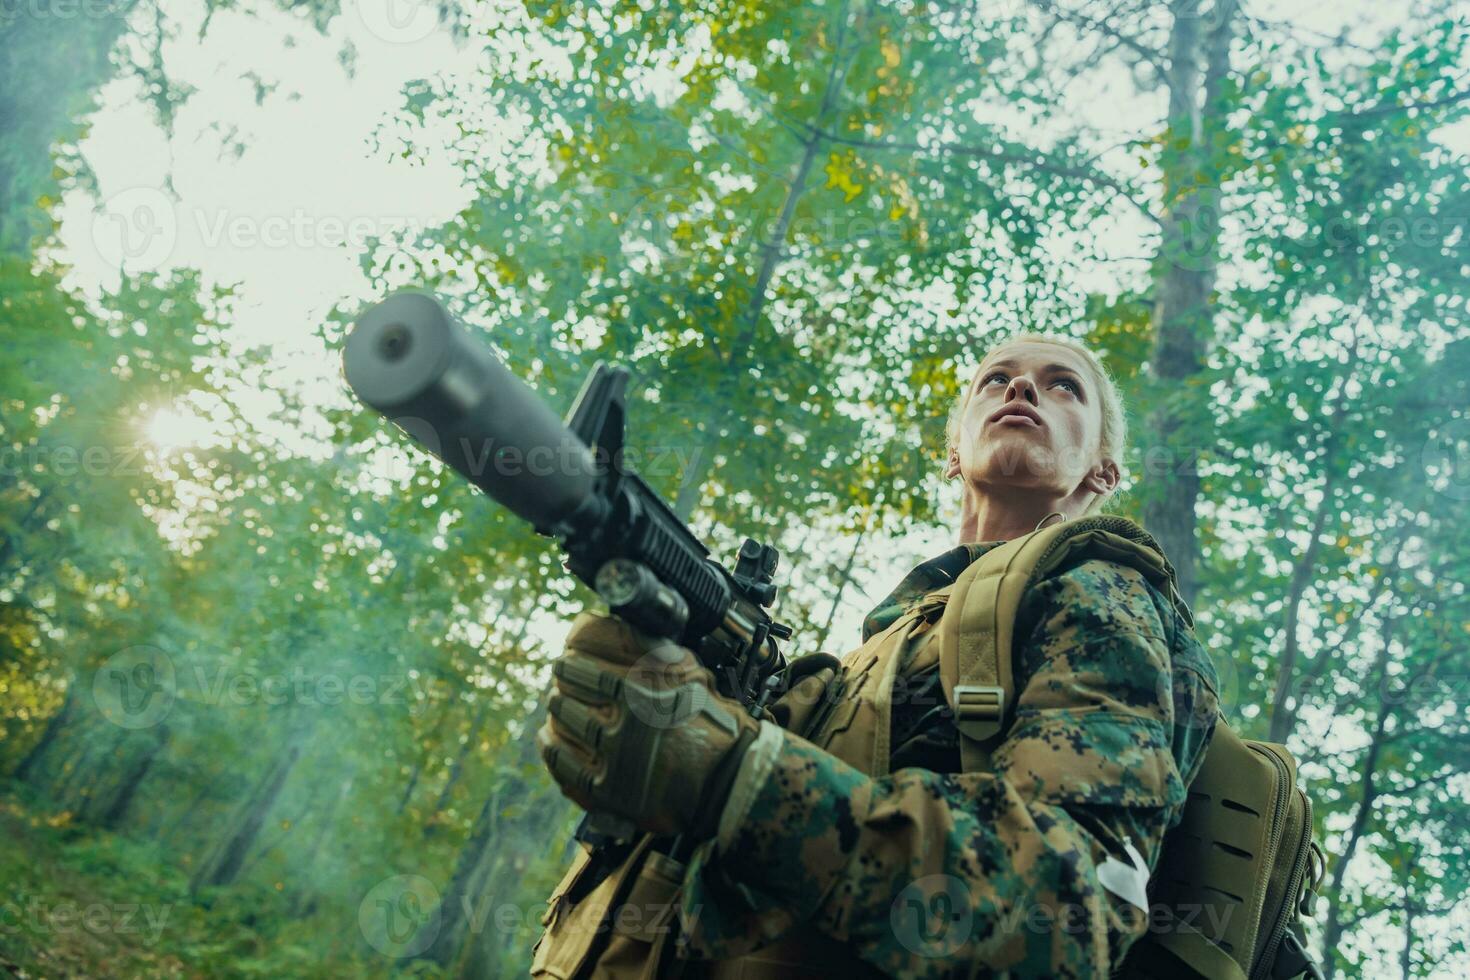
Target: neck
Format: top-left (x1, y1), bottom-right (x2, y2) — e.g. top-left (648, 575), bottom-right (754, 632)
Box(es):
top-left (955, 483), bottom-right (1095, 544)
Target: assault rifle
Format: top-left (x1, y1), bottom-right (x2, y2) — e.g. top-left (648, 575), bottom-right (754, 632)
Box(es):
top-left (342, 292), bottom-right (794, 842)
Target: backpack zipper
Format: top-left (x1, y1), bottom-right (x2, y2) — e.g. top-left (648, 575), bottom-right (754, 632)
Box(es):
top-left (1256, 788), bottom-right (1314, 980)
top-left (1247, 745), bottom-right (1312, 980)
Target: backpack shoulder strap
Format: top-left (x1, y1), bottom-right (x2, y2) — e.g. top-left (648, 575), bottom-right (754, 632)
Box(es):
top-left (936, 514), bottom-right (1190, 774)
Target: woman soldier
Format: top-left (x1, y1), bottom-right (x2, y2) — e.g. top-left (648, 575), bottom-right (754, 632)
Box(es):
top-left (534, 335), bottom-right (1221, 978)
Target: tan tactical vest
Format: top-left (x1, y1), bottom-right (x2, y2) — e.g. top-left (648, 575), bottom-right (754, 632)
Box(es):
top-left (530, 516), bottom-right (1325, 980)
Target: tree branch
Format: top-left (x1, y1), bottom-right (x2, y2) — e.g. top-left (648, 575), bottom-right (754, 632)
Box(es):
top-left (805, 127), bottom-right (1161, 226)
top-left (1348, 78), bottom-right (1470, 121)
top-left (1385, 765), bottom-right (1464, 798)
top-left (1029, 0), bottom-right (1169, 82)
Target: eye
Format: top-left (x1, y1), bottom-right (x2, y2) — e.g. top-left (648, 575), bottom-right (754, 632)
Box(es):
top-left (980, 371), bottom-right (1008, 388)
top-left (1054, 377), bottom-right (1081, 395)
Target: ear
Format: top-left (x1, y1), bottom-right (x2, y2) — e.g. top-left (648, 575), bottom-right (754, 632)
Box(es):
top-left (1082, 458), bottom-right (1121, 497)
top-left (944, 448), bottom-right (961, 480)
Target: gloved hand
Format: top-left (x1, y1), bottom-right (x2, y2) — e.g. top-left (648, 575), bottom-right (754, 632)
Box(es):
top-left (537, 611), bottom-right (762, 839)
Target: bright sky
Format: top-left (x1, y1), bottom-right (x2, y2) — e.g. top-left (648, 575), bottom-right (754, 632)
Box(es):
top-left (55, 0), bottom-right (977, 636)
top-left (57, 0), bottom-right (1465, 602)
top-left (49, 0), bottom-right (1468, 972)
top-left (58, 0), bottom-right (471, 359)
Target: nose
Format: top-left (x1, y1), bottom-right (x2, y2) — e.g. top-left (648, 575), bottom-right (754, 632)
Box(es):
top-left (1005, 375), bottom-right (1039, 406)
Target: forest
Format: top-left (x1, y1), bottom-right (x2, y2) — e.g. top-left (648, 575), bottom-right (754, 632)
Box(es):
top-left (1, 0), bottom-right (1467, 976)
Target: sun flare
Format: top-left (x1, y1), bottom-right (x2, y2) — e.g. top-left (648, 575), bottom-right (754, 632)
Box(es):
top-left (145, 406), bottom-right (218, 451)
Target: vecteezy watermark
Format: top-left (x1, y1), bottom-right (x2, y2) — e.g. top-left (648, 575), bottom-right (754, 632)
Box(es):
top-left (90, 187), bottom-right (435, 273)
top-left (0, 0), bottom-right (130, 26)
top-left (93, 645), bottom-right (176, 730)
top-left (615, 644), bottom-right (728, 731)
top-left (359, 874), bottom-right (441, 958)
top-left (0, 898), bottom-right (173, 944)
top-left (359, 415), bottom-right (709, 487)
top-left (1295, 669), bottom-right (1470, 711)
top-left (968, 437), bottom-right (1227, 485)
top-left (91, 648), bottom-right (428, 729)
top-left (891, 874), bottom-right (974, 958)
top-left (91, 188), bottom-right (178, 273)
top-left (2, 441), bottom-right (161, 481)
top-left (888, 874), bottom-right (1237, 958)
top-left (352, 0), bottom-right (440, 44)
top-left (188, 664), bottom-right (426, 713)
top-left (1321, 213), bottom-right (1470, 253)
top-left (357, 874), bottom-right (687, 959)
top-left (1421, 417), bottom-right (1470, 502)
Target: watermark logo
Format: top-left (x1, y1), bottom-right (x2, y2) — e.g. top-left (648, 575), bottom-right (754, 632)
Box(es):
top-left (359, 874), bottom-right (441, 957)
top-left (91, 647), bottom-right (424, 729)
top-left (89, 191), bottom-right (434, 273)
top-left (92, 645), bottom-right (176, 730)
top-left (618, 647), bottom-right (724, 731)
top-left (0, 898), bottom-right (172, 943)
top-left (1200, 644), bottom-right (1242, 729)
top-left (353, 0), bottom-right (440, 44)
top-left (0, 0), bottom-right (132, 25)
top-left (891, 874), bottom-right (973, 958)
top-left (189, 664), bottom-right (425, 714)
top-left (362, 413), bottom-right (708, 491)
top-left (1422, 417), bottom-right (1470, 501)
top-left (886, 873), bottom-right (1239, 956)
top-left (91, 188), bottom-right (177, 273)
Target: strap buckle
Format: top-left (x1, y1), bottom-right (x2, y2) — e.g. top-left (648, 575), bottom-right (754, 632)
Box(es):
top-left (1273, 927), bottom-right (1324, 980)
top-left (953, 684), bottom-right (1006, 742)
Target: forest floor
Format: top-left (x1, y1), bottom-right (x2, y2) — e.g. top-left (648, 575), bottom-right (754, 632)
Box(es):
top-left (0, 792), bottom-right (199, 978)
top-left (0, 788), bottom-right (398, 979)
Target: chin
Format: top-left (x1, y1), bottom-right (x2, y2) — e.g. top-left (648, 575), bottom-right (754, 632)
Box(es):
top-left (970, 443), bottom-right (1067, 485)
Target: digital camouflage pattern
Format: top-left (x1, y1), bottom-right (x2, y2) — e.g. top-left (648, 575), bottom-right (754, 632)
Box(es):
top-left (673, 543), bottom-right (1221, 978)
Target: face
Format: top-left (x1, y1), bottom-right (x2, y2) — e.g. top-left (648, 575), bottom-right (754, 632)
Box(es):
top-left (944, 341), bottom-right (1119, 501)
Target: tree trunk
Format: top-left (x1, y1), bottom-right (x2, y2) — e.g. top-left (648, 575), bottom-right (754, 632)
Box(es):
top-left (429, 608), bottom-right (535, 828)
top-left (681, 11), bottom-right (857, 524)
top-left (1266, 497), bottom-right (1334, 743)
top-left (190, 724), bottom-right (307, 895)
top-left (462, 785), bottom-right (572, 977)
top-left (0, 4), bottom-right (139, 256)
top-left (1396, 844), bottom-right (1420, 980)
top-left (397, 756), bottom-right (426, 815)
top-left (813, 526), bottom-right (866, 652)
top-left (11, 677), bottom-right (76, 782)
top-left (399, 715), bottom-right (450, 816)
top-left (93, 725), bottom-right (170, 830)
top-left (288, 773), bottom-right (356, 920)
top-left (54, 725), bottom-right (126, 813)
top-left (1398, 901), bottom-right (1416, 979)
top-left (1142, 0), bottom-right (1238, 608)
top-left (408, 702), bottom-right (555, 969)
top-left (405, 700), bottom-right (550, 969)
top-left (427, 697), bottom-right (491, 826)
top-left (1319, 617), bottom-right (1399, 979)
top-left (1265, 332), bottom-right (1365, 742)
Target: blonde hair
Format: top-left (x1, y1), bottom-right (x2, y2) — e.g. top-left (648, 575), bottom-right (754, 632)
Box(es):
top-left (944, 333), bottom-right (1129, 516)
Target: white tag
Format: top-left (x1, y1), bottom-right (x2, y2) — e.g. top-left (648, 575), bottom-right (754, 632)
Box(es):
top-left (1097, 840), bottom-right (1151, 912)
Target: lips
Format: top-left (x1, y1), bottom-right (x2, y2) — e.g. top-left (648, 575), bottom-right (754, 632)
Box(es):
top-left (987, 404), bottom-right (1044, 427)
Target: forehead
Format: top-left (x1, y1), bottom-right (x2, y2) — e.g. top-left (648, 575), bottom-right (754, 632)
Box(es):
top-left (977, 340), bottom-right (1090, 376)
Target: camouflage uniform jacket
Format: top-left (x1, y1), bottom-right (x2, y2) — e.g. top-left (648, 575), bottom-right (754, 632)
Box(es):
top-left (674, 539), bottom-right (1222, 978)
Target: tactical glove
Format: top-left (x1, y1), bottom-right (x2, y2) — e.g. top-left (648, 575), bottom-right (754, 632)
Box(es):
top-left (537, 612), bottom-right (762, 839)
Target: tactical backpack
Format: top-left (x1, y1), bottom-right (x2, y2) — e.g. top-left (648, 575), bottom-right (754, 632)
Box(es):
top-left (933, 515), bottom-right (1327, 980)
top-left (531, 515), bottom-right (1328, 980)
